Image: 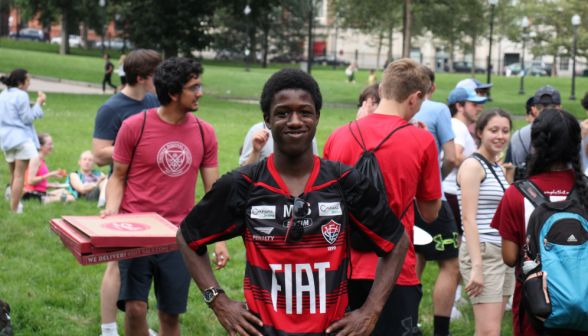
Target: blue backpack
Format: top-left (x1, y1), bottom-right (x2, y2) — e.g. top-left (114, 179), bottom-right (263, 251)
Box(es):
top-left (515, 179), bottom-right (588, 335)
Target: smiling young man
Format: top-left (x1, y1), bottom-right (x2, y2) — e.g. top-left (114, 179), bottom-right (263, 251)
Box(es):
top-left (100, 57), bottom-right (228, 336)
top-left (177, 68), bottom-right (410, 336)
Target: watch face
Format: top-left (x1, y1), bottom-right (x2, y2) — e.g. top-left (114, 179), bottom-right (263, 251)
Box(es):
top-left (203, 289), bottom-right (215, 303)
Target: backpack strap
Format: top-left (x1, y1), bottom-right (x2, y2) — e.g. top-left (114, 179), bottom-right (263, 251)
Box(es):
top-left (473, 153), bottom-right (507, 192)
top-left (195, 117), bottom-right (206, 151)
top-left (514, 180), bottom-right (550, 208)
top-left (373, 124), bottom-right (411, 152)
top-left (127, 109), bottom-right (147, 179)
top-left (348, 122), bottom-right (367, 152)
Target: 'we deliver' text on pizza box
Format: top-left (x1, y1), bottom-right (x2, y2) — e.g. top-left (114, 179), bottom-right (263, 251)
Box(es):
top-left (64, 241), bottom-right (178, 266)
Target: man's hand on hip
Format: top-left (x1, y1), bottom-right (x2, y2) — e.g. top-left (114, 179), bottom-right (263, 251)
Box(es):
top-left (210, 295), bottom-right (263, 336)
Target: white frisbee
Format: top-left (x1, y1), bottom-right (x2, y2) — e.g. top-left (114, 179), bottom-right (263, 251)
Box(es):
top-left (413, 226), bottom-right (433, 245)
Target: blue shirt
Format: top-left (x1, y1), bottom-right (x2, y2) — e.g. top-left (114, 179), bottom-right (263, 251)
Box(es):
top-left (414, 99), bottom-right (455, 200)
top-left (0, 88), bottom-right (44, 151)
top-left (93, 92), bottom-right (160, 174)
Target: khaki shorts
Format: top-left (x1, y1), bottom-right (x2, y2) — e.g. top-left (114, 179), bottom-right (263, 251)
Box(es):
top-left (459, 240), bottom-right (515, 304)
top-left (3, 138), bottom-right (38, 162)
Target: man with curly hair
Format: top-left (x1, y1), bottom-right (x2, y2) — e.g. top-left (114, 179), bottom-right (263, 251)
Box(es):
top-left (100, 57), bottom-right (229, 336)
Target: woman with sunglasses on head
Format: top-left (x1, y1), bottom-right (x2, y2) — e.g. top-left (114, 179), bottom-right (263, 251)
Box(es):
top-left (177, 68), bottom-right (410, 336)
top-left (457, 108), bottom-right (513, 336)
top-left (491, 109), bottom-right (588, 336)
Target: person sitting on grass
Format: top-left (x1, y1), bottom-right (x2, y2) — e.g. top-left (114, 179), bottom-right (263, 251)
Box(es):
top-left (23, 133), bottom-right (74, 203)
top-left (67, 150), bottom-right (107, 206)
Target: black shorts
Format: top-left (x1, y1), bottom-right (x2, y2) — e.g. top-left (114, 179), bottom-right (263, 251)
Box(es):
top-left (348, 280), bottom-right (423, 336)
top-left (414, 200), bottom-right (459, 261)
top-left (117, 250), bottom-right (191, 315)
top-left (445, 193), bottom-right (463, 235)
top-left (120, 76), bottom-right (126, 85)
top-left (22, 191), bottom-right (46, 202)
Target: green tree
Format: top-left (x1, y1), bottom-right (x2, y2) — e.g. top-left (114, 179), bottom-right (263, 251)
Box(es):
top-left (111, 0), bottom-right (216, 59)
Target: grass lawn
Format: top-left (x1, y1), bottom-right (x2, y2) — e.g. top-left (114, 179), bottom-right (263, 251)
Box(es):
top-left (0, 91), bottom-right (521, 335)
top-left (1, 46), bottom-right (587, 118)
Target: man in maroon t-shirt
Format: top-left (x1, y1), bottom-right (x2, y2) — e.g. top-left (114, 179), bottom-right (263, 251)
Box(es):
top-left (324, 58), bottom-right (442, 335)
top-left (100, 57), bottom-right (228, 336)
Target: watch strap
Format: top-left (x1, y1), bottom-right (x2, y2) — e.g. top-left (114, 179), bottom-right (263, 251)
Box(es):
top-left (213, 287), bottom-right (224, 295)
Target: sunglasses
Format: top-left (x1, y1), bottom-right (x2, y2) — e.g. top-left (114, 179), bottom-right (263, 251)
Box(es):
top-left (285, 197), bottom-right (309, 243)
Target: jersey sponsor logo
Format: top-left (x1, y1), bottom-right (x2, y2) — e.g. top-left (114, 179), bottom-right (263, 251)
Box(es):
top-left (284, 204), bottom-right (311, 217)
top-left (157, 142), bottom-right (192, 177)
top-left (100, 222), bottom-right (150, 231)
top-left (252, 235), bottom-right (275, 241)
top-left (318, 202), bottom-right (342, 216)
top-left (282, 218), bottom-right (313, 228)
top-left (254, 227), bottom-right (274, 235)
top-left (321, 220), bottom-right (341, 244)
top-left (269, 262), bottom-right (330, 314)
top-left (251, 206), bottom-right (276, 219)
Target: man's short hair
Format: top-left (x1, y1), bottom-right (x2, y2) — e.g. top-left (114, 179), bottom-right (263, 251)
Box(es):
top-left (535, 94), bottom-right (558, 113)
top-left (153, 57), bottom-right (203, 106)
top-left (358, 83), bottom-right (380, 107)
top-left (424, 67), bottom-right (435, 93)
top-left (526, 96), bottom-right (535, 115)
top-left (581, 92), bottom-right (588, 110)
top-left (125, 49), bottom-right (162, 86)
top-left (381, 58), bottom-right (430, 103)
top-left (260, 68), bottom-right (322, 117)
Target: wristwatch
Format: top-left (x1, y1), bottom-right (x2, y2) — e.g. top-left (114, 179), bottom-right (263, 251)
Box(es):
top-left (203, 286), bottom-right (225, 304)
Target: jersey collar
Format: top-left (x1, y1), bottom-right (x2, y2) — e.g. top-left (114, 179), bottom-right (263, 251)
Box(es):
top-left (267, 153), bottom-right (321, 197)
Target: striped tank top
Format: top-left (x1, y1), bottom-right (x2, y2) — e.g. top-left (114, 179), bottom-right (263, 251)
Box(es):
top-left (457, 155), bottom-right (508, 246)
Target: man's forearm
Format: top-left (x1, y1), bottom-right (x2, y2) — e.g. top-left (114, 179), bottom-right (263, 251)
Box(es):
top-left (244, 149), bottom-right (261, 166)
top-left (441, 159), bottom-right (455, 180)
top-left (177, 231), bottom-right (220, 292)
top-left (361, 231), bottom-right (410, 313)
top-left (105, 174), bottom-right (125, 214)
top-left (94, 146), bottom-right (114, 167)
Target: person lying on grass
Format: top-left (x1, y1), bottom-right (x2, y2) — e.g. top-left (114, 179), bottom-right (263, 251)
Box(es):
top-left (177, 68), bottom-right (410, 336)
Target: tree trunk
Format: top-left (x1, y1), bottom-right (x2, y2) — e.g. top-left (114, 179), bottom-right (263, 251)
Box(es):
top-left (470, 31), bottom-right (476, 78)
top-left (262, 23), bottom-right (269, 68)
top-left (60, 8), bottom-right (70, 55)
top-left (82, 21), bottom-right (88, 51)
top-left (376, 30), bottom-right (383, 70)
top-left (552, 53), bottom-right (557, 77)
top-left (402, 0), bottom-right (412, 58)
top-left (163, 46), bottom-right (178, 59)
top-left (449, 41), bottom-right (455, 73)
top-left (249, 28), bottom-right (257, 63)
top-left (387, 25), bottom-right (393, 66)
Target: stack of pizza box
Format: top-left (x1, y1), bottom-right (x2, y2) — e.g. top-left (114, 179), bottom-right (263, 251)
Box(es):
top-left (50, 213), bottom-right (179, 266)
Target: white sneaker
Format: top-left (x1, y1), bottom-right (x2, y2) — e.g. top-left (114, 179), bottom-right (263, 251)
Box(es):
top-left (450, 306), bottom-right (463, 320)
top-left (505, 303), bottom-right (512, 311)
top-left (148, 329), bottom-right (158, 336)
top-left (455, 296), bottom-right (468, 308)
top-left (4, 184), bottom-right (11, 200)
top-left (16, 202), bottom-right (23, 214)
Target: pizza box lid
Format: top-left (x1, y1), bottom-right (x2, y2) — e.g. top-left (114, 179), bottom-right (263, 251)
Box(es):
top-left (61, 213), bottom-right (178, 248)
top-left (63, 241), bottom-right (178, 266)
top-left (50, 219), bottom-right (130, 254)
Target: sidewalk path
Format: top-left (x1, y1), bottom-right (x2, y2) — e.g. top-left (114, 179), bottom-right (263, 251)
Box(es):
top-left (0, 73), bottom-right (104, 94)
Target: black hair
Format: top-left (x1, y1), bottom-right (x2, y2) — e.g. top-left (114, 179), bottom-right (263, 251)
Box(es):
top-left (0, 68), bottom-right (28, 88)
top-left (526, 98), bottom-right (534, 116)
top-left (424, 67), bottom-right (435, 93)
top-left (358, 83), bottom-right (380, 107)
top-left (260, 68), bottom-right (322, 117)
top-left (526, 109), bottom-right (588, 209)
top-left (448, 101), bottom-right (466, 117)
top-left (581, 92), bottom-right (588, 111)
top-left (153, 57), bottom-right (204, 106)
top-left (105, 54), bottom-right (110, 59)
top-left (474, 108), bottom-right (512, 143)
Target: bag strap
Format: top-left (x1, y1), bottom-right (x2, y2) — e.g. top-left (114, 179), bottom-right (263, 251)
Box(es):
top-left (195, 117), bottom-right (205, 151)
top-left (514, 180), bottom-right (550, 208)
top-left (399, 201), bottom-right (412, 220)
top-left (518, 130), bottom-right (529, 156)
top-left (472, 153), bottom-right (507, 192)
top-left (373, 123), bottom-right (411, 152)
top-left (126, 109), bottom-right (147, 179)
top-left (348, 122), bottom-right (367, 152)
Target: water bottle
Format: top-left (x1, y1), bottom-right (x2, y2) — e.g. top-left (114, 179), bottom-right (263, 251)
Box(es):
top-left (60, 190), bottom-right (68, 203)
top-left (523, 259), bottom-right (538, 274)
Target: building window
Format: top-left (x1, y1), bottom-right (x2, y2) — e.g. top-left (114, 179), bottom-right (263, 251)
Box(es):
top-left (315, 0), bottom-right (325, 18)
top-left (560, 57), bottom-right (569, 71)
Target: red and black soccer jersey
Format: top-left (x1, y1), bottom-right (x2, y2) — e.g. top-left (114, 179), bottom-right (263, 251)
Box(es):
top-left (180, 154), bottom-right (405, 336)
